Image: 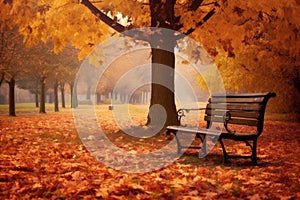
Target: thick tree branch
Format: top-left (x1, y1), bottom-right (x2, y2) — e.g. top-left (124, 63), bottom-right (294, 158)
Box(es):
top-left (81, 0), bottom-right (126, 33)
top-left (4, 0), bottom-right (12, 4)
top-left (188, 0), bottom-right (204, 11)
top-left (183, 8), bottom-right (216, 36)
top-left (80, 0), bottom-right (151, 42)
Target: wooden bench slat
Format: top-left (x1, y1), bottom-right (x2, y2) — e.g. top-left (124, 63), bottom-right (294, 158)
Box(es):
top-left (204, 116), bottom-right (259, 126)
top-left (209, 97), bottom-right (265, 103)
top-left (205, 110), bottom-right (261, 119)
top-left (167, 126), bottom-right (257, 137)
top-left (167, 126), bottom-right (220, 136)
top-left (212, 92), bottom-right (276, 98)
top-left (206, 103), bottom-right (262, 111)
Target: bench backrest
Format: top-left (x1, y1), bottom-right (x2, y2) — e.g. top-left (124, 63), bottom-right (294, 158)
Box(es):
top-left (205, 92), bottom-right (276, 134)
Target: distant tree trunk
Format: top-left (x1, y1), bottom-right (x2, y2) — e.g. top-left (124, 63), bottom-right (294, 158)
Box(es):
top-left (39, 76), bottom-right (46, 113)
top-left (54, 80), bottom-right (59, 112)
top-left (48, 92), bottom-right (53, 103)
top-left (70, 83), bottom-right (74, 108)
top-left (0, 72), bottom-right (4, 87)
top-left (86, 84), bottom-right (91, 100)
top-left (7, 77), bottom-right (16, 116)
top-left (70, 82), bottom-right (78, 108)
top-left (35, 92), bottom-right (39, 108)
top-left (96, 93), bottom-right (101, 104)
top-left (60, 82), bottom-right (65, 108)
top-left (35, 80), bottom-right (39, 107)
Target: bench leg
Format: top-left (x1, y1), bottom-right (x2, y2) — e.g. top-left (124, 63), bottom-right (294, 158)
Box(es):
top-left (219, 138), bottom-right (228, 163)
top-left (174, 133), bottom-right (182, 154)
top-left (220, 138), bottom-right (259, 165)
top-left (196, 133), bottom-right (204, 143)
top-left (199, 135), bottom-right (218, 158)
top-left (167, 130), bottom-right (182, 154)
top-left (198, 135), bottom-right (207, 158)
top-left (244, 139), bottom-right (258, 165)
top-left (251, 139), bottom-right (258, 165)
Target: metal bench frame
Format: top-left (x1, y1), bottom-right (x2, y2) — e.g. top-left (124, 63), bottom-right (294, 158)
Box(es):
top-left (166, 92), bottom-right (276, 165)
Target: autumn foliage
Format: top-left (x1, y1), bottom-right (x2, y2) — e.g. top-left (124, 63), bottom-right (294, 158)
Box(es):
top-left (0, 110), bottom-right (299, 199)
top-left (1, 0), bottom-right (299, 116)
top-left (0, 0), bottom-right (299, 197)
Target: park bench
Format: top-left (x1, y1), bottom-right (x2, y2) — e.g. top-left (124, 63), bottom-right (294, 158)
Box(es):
top-left (166, 92), bottom-right (276, 165)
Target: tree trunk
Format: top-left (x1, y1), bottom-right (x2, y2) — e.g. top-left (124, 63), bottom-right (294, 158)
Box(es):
top-left (39, 76), bottom-right (46, 113)
top-left (70, 83), bottom-right (74, 108)
top-left (0, 72), bottom-right (4, 87)
top-left (146, 0), bottom-right (180, 127)
top-left (8, 77), bottom-right (16, 116)
top-left (54, 80), bottom-right (59, 112)
top-left (70, 82), bottom-right (78, 108)
top-left (147, 46), bottom-right (179, 127)
top-left (60, 82), bottom-right (65, 108)
top-left (35, 80), bottom-right (39, 107)
top-left (86, 84), bottom-right (91, 100)
top-left (48, 92), bottom-right (53, 103)
top-left (96, 93), bottom-right (101, 104)
top-left (35, 92), bottom-right (39, 108)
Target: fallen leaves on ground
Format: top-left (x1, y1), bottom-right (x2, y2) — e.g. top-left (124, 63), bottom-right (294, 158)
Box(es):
top-left (0, 111), bottom-right (299, 199)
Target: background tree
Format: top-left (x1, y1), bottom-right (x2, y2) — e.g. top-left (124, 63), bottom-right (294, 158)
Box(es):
top-left (0, 26), bottom-right (26, 116)
top-left (17, 76), bottom-right (40, 107)
top-left (23, 41), bottom-right (59, 113)
top-left (56, 44), bottom-right (81, 108)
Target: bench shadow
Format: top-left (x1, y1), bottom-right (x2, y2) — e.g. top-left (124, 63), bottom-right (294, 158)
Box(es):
top-left (178, 151), bottom-right (224, 167)
top-left (177, 151), bottom-right (279, 169)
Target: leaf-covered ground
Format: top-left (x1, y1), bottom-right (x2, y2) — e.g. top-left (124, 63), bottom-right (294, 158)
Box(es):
top-left (0, 110), bottom-right (299, 199)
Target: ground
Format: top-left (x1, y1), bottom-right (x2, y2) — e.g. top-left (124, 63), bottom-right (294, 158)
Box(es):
top-left (0, 105), bottom-right (299, 199)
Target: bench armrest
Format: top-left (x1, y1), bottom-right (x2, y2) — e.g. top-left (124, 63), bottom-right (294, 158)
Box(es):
top-left (177, 108), bottom-right (206, 126)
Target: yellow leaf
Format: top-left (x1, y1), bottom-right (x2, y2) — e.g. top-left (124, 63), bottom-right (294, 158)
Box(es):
top-left (222, 182), bottom-right (233, 191)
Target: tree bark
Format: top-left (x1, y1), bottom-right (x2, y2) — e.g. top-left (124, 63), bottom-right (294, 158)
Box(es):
top-left (70, 82), bottom-right (78, 108)
top-left (54, 80), bottom-right (59, 112)
top-left (39, 76), bottom-right (46, 113)
top-left (147, 46), bottom-right (179, 127)
top-left (8, 77), bottom-right (16, 116)
top-left (60, 82), bottom-right (65, 108)
top-left (147, 0), bottom-right (180, 127)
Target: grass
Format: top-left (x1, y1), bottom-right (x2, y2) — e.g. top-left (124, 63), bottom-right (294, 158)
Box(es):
top-left (0, 103), bottom-right (72, 114)
top-left (0, 102), bottom-right (299, 123)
